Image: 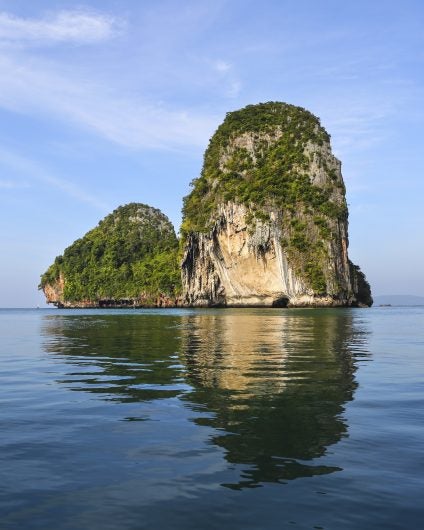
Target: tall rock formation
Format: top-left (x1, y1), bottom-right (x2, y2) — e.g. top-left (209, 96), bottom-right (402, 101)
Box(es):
top-left (40, 203), bottom-right (181, 307)
top-left (181, 102), bottom-right (372, 307)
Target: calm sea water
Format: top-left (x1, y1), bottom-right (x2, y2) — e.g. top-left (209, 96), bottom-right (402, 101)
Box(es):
top-left (0, 306), bottom-right (423, 529)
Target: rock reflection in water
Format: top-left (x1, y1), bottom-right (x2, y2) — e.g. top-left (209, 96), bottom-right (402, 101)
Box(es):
top-left (41, 313), bottom-right (185, 403)
top-left (41, 308), bottom-right (369, 489)
top-left (179, 309), bottom-right (366, 488)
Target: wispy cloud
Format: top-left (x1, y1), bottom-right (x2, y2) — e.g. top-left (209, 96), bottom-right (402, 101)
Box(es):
top-left (0, 9), bottom-right (122, 45)
top-left (0, 7), bottom-right (228, 151)
top-left (0, 51), bottom-right (219, 150)
top-left (210, 58), bottom-right (242, 98)
top-left (227, 80), bottom-right (242, 98)
top-left (315, 97), bottom-right (393, 157)
top-left (0, 146), bottom-right (109, 210)
top-left (213, 60), bottom-right (231, 73)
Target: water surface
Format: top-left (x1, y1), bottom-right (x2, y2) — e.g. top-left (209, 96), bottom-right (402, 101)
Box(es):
top-left (0, 307), bottom-right (423, 529)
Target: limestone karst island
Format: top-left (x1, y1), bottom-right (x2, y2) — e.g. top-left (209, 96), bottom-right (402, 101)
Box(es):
top-left (40, 102), bottom-right (372, 308)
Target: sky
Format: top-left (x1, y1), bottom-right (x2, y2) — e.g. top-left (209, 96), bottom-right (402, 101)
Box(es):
top-left (0, 0), bottom-right (423, 307)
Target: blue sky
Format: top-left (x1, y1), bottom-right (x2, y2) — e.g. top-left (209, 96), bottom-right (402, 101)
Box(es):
top-left (0, 0), bottom-right (423, 306)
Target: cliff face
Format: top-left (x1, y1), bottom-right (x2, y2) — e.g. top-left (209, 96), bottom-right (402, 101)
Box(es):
top-left (42, 273), bottom-right (66, 305)
top-left (40, 203), bottom-right (181, 308)
top-left (181, 102), bottom-right (372, 307)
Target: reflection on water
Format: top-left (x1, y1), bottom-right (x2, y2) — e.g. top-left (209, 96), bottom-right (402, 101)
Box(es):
top-left (42, 314), bottom-right (185, 403)
top-left (180, 310), bottom-right (366, 488)
top-left (41, 308), bottom-right (369, 488)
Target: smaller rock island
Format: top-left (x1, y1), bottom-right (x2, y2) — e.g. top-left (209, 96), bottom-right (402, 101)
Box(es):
top-left (39, 203), bottom-right (181, 308)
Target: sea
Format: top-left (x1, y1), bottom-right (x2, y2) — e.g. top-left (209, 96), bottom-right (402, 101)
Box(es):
top-left (0, 306), bottom-right (423, 529)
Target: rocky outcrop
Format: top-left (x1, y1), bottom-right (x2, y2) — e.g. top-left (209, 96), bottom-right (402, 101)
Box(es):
top-left (40, 203), bottom-right (181, 308)
top-left (181, 202), bottom-right (369, 307)
top-left (42, 273), bottom-right (66, 305)
top-left (181, 102), bottom-right (372, 307)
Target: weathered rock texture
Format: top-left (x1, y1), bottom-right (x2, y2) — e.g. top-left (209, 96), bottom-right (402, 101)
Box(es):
top-left (40, 203), bottom-right (181, 308)
top-left (181, 102), bottom-right (372, 307)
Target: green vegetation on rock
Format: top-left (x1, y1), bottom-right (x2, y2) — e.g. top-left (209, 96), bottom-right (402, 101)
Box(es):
top-left (40, 203), bottom-right (180, 304)
top-left (181, 102), bottom-right (349, 292)
top-left (182, 102), bottom-right (345, 232)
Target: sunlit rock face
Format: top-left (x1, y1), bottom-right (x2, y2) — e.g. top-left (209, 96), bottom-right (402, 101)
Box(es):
top-left (181, 102), bottom-right (372, 307)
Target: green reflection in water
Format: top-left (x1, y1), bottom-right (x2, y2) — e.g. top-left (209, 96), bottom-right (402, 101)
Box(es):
top-left (42, 313), bottom-right (185, 402)
top-left (41, 308), bottom-right (369, 489)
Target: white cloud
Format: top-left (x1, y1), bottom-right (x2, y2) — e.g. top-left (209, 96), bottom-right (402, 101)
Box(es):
top-left (0, 53), bottom-right (219, 150)
top-left (0, 9), bottom-right (122, 45)
top-left (0, 9), bottom-right (224, 152)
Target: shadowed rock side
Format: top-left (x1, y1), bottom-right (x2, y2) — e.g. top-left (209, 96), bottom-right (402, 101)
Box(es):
top-left (181, 102), bottom-right (372, 307)
top-left (40, 203), bottom-right (181, 308)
